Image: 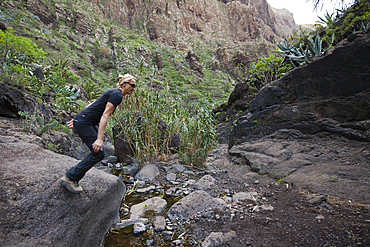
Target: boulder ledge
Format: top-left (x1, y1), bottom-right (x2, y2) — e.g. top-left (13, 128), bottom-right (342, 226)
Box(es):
top-left (0, 135), bottom-right (125, 247)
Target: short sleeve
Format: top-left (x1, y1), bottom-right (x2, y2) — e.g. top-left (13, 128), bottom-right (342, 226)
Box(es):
top-left (108, 91), bottom-right (123, 108)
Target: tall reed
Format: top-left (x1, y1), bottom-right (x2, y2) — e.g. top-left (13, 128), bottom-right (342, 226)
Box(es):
top-left (108, 83), bottom-right (217, 167)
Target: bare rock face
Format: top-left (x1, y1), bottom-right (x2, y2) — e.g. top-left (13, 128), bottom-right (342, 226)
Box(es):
top-left (272, 7), bottom-right (297, 37)
top-left (63, 0), bottom-right (294, 47)
top-left (224, 32), bottom-right (370, 148)
top-left (185, 50), bottom-right (204, 78)
top-left (27, 0), bottom-right (56, 25)
top-left (0, 135), bottom-right (125, 247)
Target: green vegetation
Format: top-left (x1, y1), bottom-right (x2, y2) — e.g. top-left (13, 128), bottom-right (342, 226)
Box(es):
top-left (47, 141), bottom-right (63, 153)
top-left (108, 81), bottom-right (217, 167)
top-left (1, 0), bottom-right (366, 166)
top-left (18, 110), bottom-right (58, 136)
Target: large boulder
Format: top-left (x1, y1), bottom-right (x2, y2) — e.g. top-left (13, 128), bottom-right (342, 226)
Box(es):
top-left (228, 32), bottom-right (370, 148)
top-left (0, 135), bottom-right (125, 247)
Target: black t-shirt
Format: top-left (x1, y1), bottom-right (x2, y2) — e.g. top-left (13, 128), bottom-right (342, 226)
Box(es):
top-left (76, 88), bottom-right (123, 125)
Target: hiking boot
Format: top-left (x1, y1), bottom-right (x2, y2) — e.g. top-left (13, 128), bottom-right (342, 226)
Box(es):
top-left (59, 175), bottom-right (83, 193)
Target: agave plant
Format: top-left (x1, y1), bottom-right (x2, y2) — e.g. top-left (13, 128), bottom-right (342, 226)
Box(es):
top-left (37, 114), bottom-right (58, 136)
top-left (276, 38), bottom-right (308, 67)
top-left (307, 32), bottom-right (323, 57)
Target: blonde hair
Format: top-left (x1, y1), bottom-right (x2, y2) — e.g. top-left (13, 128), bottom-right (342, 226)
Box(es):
top-left (116, 74), bottom-right (136, 88)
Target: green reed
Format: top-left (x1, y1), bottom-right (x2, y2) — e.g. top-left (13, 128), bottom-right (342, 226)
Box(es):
top-left (108, 83), bottom-right (217, 167)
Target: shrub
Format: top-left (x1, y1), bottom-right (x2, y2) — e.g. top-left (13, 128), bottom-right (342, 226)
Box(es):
top-left (0, 27), bottom-right (45, 86)
top-left (82, 79), bottom-right (102, 100)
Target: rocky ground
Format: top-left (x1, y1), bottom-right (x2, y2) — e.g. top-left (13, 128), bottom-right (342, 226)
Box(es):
top-left (1, 117), bottom-right (369, 246)
top-left (103, 135), bottom-right (370, 247)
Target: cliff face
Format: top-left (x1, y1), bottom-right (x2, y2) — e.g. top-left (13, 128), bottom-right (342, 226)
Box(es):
top-left (26, 0), bottom-right (296, 48)
top-left (272, 7), bottom-right (297, 37)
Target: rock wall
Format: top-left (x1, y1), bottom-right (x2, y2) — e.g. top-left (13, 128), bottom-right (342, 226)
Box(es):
top-left (0, 135), bottom-right (126, 247)
top-left (271, 7), bottom-right (297, 37)
top-left (224, 32), bottom-right (370, 148)
top-left (24, 0), bottom-right (296, 48)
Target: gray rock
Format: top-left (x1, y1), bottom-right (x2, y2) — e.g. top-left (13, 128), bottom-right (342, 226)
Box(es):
top-left (135, 164), bottom-right (160, 182)
top-left (162, 231), bottom-right (173, 238)
top-left (202, 230), bottom-right (236, 247)
top-left (168, 190), bottom-right (226, 221)
top-left (308, 195), bottom-right (327, 205)
top-left (136, 185), bottom-right (156, 194)
top-left (101, 155), bottom-right (118, 165)
top-left (104, 142), bottom-right (115, 158)
top-left (166, 172), bottom-right (177, 181)
top-left (195, 175), bottom-right (216, 190)
top-left (173, 163), bottom-right (185, 172)
top-left (260, 205), bottom-right (274, 211)
top-left (166, 187), bottom-right (177, 196)
top-left (0, 135), bottom-right (125, 247)
top-left (184, 170), bottom-right (196, 176)
top-left (130, 197), bottom-right (167, 219)
top-left (121, 163), bottom-right (141, 176)
top-left (232, 192), bottom-right (258, 202)
top-left (115, 218), bottom-right (149, 228)
top-left (133, 222), bottom-right (146, 234)
top-left (152, 216), bottom-right (166, 231)
top-left (172, 239), bottom-right (184, 245)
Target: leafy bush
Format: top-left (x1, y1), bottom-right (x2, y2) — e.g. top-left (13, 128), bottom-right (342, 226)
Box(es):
top-left (234, 53), bottom-right (292, 97)
top-left (0, 27), bottom-right (45, 86)
top-left (0, 27), bottom-right (45, 67)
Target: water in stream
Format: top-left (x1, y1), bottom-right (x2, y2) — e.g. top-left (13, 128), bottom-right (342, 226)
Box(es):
top-left (103, 182), bottom-right (197, 246)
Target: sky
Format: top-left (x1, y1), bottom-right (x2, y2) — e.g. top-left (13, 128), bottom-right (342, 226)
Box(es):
top-left (266, 0), bottom-right (355, 24)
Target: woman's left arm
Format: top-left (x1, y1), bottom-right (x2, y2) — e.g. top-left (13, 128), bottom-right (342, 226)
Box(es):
top-left (92, 102), bottom-right (115, 152)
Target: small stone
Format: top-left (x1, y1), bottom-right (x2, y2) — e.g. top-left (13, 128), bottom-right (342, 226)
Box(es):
top-left (152, 216), bottom-right (166, 231)
top-left (166, 172), bottom-right (177, 181)
top-left (260, 205), bottom-right (274, 211)
top-left (183, 170), bottom-right (196, 176)
top-left (165, 187), bottom-right (177, 196)
top-left (115, 163), bottom-right (122, 171)
top-left (136, 185), bottom-right (156, 194)
top-left (101, 156), bottom-right (118, 165)
top-left (166, 225), bottom-right (174, 231)
top-left (146, 239), bottom-right (154, 246)
top-left (173, 163), bottom-right (185, 172)
top-left (133, 222), bottom-right (146, 234)
top-left (320, 203), bottom-right (333, 210)
top-left (308, 195), bottom-right (327, 205)
top-left (162, 231), bottom-right (173, 238)
top-left (316, 215), bottom-right (325, 220)
top-left (172, 239), bottom-right (183, 245)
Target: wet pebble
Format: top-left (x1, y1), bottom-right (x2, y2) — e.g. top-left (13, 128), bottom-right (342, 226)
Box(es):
top-left (136, 185), bottom-right (156, 194)
top-left (172, 239), bottom-right (183, 245)
top-left (162, 231), bottom-right (173, 238)
top-left (133, 222), bottom-right (146, 234)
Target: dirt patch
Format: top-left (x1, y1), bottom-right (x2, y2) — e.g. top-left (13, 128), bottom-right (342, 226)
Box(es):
top-left (190, 182), bottom-right (370, 246)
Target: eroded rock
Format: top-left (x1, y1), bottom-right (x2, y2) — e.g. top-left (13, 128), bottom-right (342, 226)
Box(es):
top-left (168, 190), bottom-right (226, 221)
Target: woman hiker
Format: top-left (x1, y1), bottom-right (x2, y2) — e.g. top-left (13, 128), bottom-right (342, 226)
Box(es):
top-left (59, 74), bottom-right (136, 193)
